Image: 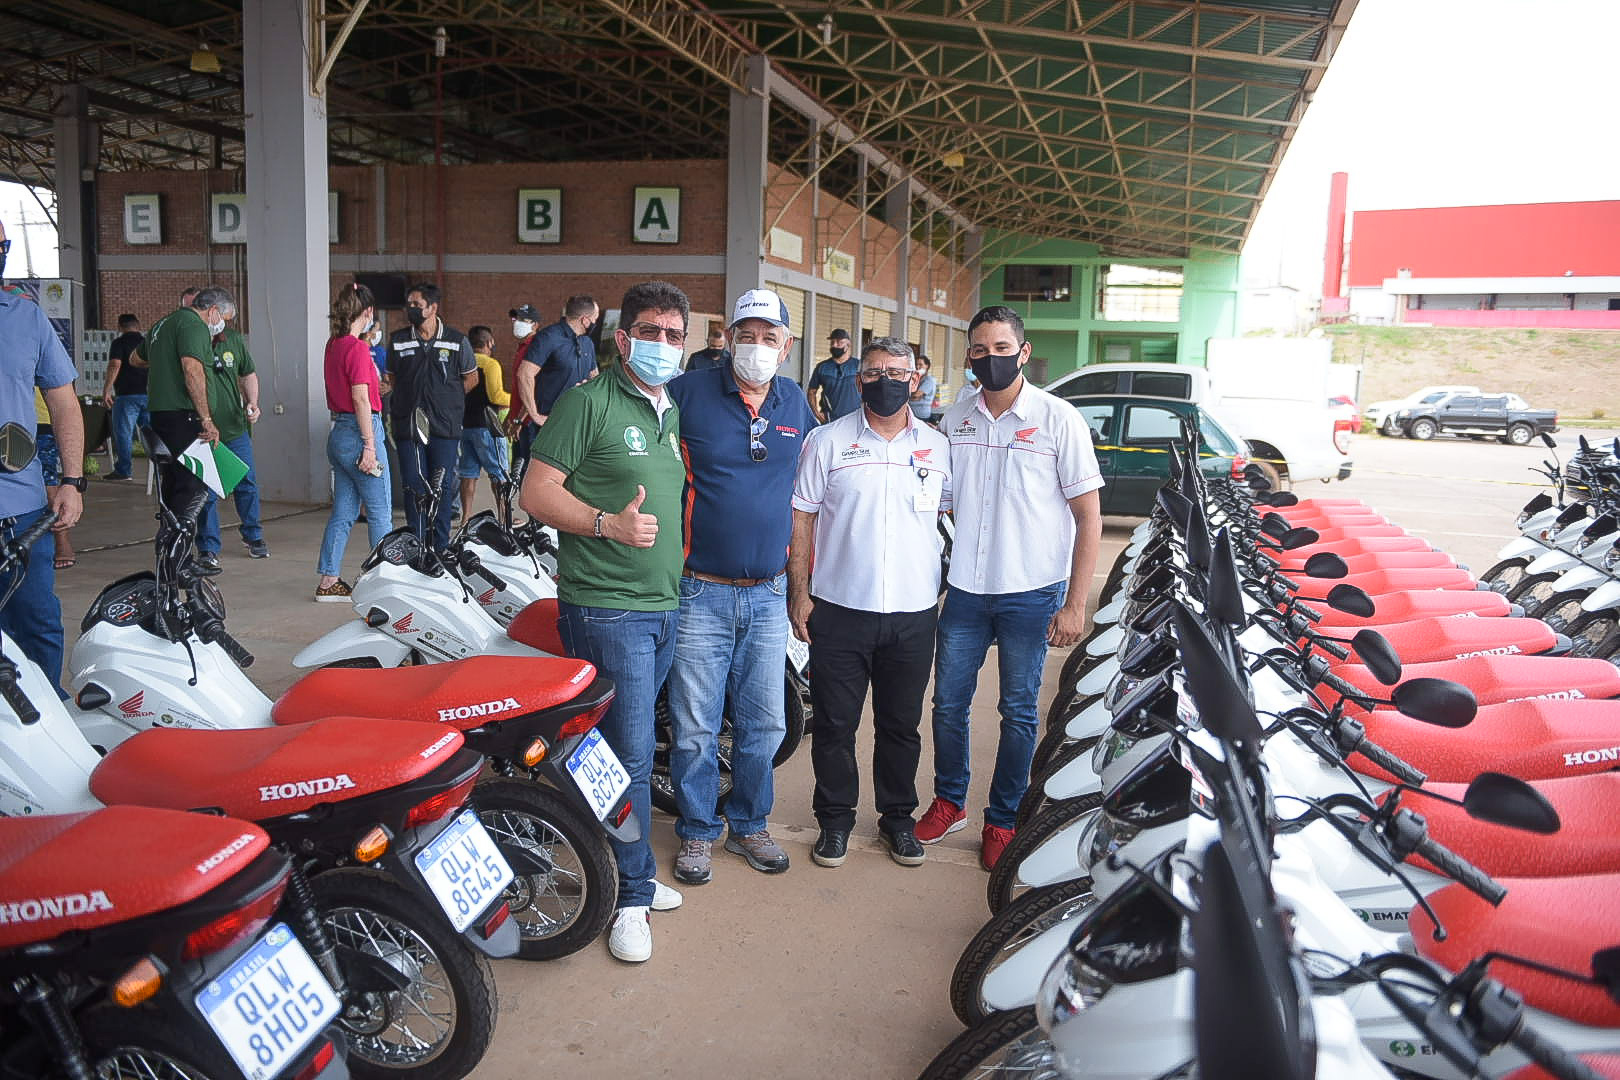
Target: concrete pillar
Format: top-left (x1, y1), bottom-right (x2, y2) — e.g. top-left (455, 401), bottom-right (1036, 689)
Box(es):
top-left (725, 54), bottom-right (769, 315)
top-left (886, 178), bottom-right (913, 344)
top-left (242, 0), bottom-right (329, 503)
top-left (52, 84), bottom-right (92, 353)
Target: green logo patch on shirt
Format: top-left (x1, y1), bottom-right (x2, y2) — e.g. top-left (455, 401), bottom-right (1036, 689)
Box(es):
top-left (624, 426), bottom-right (647, 454)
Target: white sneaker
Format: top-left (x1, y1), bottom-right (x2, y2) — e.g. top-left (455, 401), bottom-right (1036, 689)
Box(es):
top-left (651, 879), bottom-right (683, 911)
top-left (608, 906), bottom-right (652, 962)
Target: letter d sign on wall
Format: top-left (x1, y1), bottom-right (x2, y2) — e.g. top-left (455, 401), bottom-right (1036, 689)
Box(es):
top-left (211, 194), bottom-right (247, 244)
top-left (123, 194), bottom-right (162, 245)
top-left (632, 187), bottom-right (680, 244)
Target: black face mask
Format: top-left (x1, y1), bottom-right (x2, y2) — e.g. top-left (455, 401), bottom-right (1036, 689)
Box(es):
top-left (971, 350), bottom-right (1023, 392)
top-left (861, 376), bottom-right (911, 417)
top-left (406, 306), bottom-right (427, 328)
top-left (830, 345), bottom-right (848, 358)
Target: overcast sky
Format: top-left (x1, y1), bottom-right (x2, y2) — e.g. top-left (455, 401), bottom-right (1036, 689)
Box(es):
top-left (1242, 0), bottom-right (1620, 292)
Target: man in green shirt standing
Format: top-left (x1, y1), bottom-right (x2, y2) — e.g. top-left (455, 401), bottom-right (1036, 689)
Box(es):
top-left (195, 299), bottom-right (268, 568)
top-left (522, 280), bottom-right (690, 964)
top-left (145, 286), bottom-right (234, 534)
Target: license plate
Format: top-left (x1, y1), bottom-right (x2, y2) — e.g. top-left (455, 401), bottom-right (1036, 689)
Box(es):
top-left (565, 727), bottom-right (630, 821)
top-left (785, 636), bottom-right (809, 672)
top-left (413, 810), bottom-right (515, 933)
top-left (196, 923), bottom-right (339, 1080)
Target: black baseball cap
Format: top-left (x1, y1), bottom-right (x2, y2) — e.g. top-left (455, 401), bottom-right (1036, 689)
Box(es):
top-left (508, 304), bottom-right (541, 321)
top-left (829, 328), bottom-right (850, 341)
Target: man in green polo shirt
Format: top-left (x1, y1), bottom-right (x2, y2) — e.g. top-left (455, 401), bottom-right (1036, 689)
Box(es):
top-left (195, 300), bottom-right (268, 568)
top-left (522, 280), bottom-right (689, 965)
top-left (145, 286), bottom-right (233, 532)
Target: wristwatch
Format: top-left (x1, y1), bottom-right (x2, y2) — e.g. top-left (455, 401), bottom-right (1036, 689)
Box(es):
top-left (59, 476), bottom-right (86, 491)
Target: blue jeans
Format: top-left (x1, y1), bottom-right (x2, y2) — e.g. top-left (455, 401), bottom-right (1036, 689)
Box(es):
top-left (0, 508), bottom-right (65, 698)
top-left (399, 434), bottom-right (460, 550)
top-left (109, 394), bottom-right (149, 478)
top-left (319, 415), bottom-right (392, 577)
top-left (457, 428), bottom-right (508, 480)
top-left (199, 432), bottom-right (263, 554)
top-left (666, 574), bottom-right (788, 841)
top-left (930, 582), bottom-right (1067, 829)
top-left (558, 602), bottom-right (677, 910)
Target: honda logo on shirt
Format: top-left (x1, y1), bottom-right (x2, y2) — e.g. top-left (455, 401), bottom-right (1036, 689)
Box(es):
top-left (913, 449), bottom-right (933, 462)
top-left (1014, 426), bottom-right (1039, 445)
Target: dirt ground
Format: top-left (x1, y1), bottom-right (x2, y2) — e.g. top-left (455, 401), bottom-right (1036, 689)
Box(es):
top-left (1323, 324), bottom-right (1620, 419)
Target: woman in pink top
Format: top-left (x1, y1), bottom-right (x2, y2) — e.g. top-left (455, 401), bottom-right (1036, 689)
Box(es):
top-left (316, 282), bottom-right (391, 602)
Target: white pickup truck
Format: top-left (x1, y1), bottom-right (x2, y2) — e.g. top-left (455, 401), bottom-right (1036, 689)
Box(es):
top-left (1044, 338), bottom-right (1358, 490)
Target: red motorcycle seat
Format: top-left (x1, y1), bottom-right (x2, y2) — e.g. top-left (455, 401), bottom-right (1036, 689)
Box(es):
top-left (1413, 873), bottom-right (1620, 1028)
top-left (1357, 616), bottom-right (1558, 666)
top-left (1505, 1056), bottom-right (1620, 1080)
top-left (1309, 589), bottom-right (1513, 627)
top-left (508, 598), bottom-right (565, 656)
top-left (1286, 566), bottom-right (1479, 593)
top-left (1328, 655), bottom-right (1620, 714)
top-left (1271, 511), bottom-right (1389, 528)
top-left (1400, 775), bottom-right (1620, 877)
top-left (0, 807), bottom-right (270, 950)
top-left (1275, 550), bottom-right (1457, 574)
top-left (91, 717), bottom-right (464, 818)
top-left (1284, 536), bottom-right (1433, 557)
top-left (1294, 524), bottom-right (1410, 541)
top-left (1358, 699), bottom-right (1620, 783)
top-left (272, 655), bottom-right (597, 730)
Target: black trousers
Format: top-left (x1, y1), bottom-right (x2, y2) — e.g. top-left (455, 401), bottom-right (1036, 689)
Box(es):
top-left (807, 600), bottom-right (937, 832)
top-left (149, 409), bottom-right (208, 528)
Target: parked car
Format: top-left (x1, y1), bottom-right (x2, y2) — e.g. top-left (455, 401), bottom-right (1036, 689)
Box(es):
top-left (1068, 394), bottom-right (1247, 516)
top-left (1366, 384), bottom-right (1481, 435)
top-left (1392, 392), bottom-right (1559, 444)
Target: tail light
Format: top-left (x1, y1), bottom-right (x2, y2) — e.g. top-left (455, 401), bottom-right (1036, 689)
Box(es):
top-left (1230, 453), bottom-right (1247, 481)
top-left (1332, 419), bottom-right (1355, 455)
top-left (613, 801), bottom-right (633, 828)
top-left (404, 772), bottom-right (479, 831)
top-left (559, 696), bottom-right (613, 738)
top-left (291, 1040), bottom-right (337, 1080)
top-left (479, 901), bottom-right (511, 940)
top-left (182, 876), bottom-right (289, 961)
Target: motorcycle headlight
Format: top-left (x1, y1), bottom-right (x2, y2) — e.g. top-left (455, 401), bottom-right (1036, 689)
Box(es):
top-left (1607, 546), bottom-right (1620, 571)
top-left (1103, 671), bottom-right (1143, 712)
top-left (1087, 811), bottom-right (1141, 868)
top-left (1035, 951), bottom-right (1111, 1034)
top-left (1093, 727), bottom-right (1139, 773)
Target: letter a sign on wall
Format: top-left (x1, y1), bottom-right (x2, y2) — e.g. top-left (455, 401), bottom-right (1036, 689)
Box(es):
top-left (632, 187), bottom-right (680, 244)
top-left (211, 194), bottom-right (247, 244)
top-left (518, 188), bottom-right (562, 243)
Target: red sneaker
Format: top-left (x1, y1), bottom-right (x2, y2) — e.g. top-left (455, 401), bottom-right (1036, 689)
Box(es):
top-left (981, 824), bottom-right (1015, 872)
top-left (915, 797), bottom-right (967, 844)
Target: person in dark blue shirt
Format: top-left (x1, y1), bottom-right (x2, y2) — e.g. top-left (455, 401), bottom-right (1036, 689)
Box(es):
top-left (806, 327), bottom-right (860, 422)
top-left (513, 295), bottom-right (597, 461)
top-left (664, 288), bottom-right (817, 886)
top-left (685, 326), bottom-right (732, 372)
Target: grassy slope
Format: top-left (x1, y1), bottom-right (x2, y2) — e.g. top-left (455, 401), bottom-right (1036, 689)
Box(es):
top-left (1323, 325), bottom-right (1620, 418)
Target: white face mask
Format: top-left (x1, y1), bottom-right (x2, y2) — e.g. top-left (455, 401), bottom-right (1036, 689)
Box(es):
top-left (207, 318), bottom-right (225, 336)
top-left (731, 342), bottom-right (782, 385)
top-left (513, 320), bottom-right (535, 339)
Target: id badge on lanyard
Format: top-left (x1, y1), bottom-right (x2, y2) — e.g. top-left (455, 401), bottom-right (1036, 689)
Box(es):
top-left (912, 454), bottom-right (941, 513)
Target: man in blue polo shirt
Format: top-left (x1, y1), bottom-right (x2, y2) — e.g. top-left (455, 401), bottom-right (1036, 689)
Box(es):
top-left (665, 288), bottom-right (817, 885)
top-left (807, 328), bottom-right (861, 422)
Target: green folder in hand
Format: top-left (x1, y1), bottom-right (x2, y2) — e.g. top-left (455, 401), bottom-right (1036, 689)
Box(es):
top-left (178, 438), bottom-right (249, 497)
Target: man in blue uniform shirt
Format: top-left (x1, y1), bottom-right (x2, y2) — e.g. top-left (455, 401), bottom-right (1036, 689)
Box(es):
top-left (664, 288), bottom-right (817, 884)
top-left (806, 328), bottom-right (861, 422)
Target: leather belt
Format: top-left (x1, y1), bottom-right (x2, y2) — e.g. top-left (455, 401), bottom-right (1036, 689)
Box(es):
top-left (682, 567), bottom-right (782, 588)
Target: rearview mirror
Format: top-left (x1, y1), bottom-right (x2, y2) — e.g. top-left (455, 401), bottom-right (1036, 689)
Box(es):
top-left (1461, 772), bottom-right (1560, 835)
top-left (1259, 512), bottom-right (1290, 540)
top-left (1351, 629), bottom-right (1402, 686)
top-left (1392, 677), bottom-right (1477, 728)
top-left (0, 422), bottom-right (36, 473)
top-left (1303, 552), bottom-right (1348, 579)
top-left (1326, 583), bottom-right (1376, 617)
top-left (1539, 432), bottom-right (1557, 449)
top-left (1262, 491), bottom-right (1299, 507)
top-left (139, 426), bottom-right (174, 466)
top-left (1279, 527), bottom-right (1319, 551)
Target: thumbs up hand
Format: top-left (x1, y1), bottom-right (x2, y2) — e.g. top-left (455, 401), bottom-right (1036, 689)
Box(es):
top-left (605, 485), bottom-right (659, 548)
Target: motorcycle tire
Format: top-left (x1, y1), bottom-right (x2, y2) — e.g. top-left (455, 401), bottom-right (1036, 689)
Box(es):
top-left (1565, 610), bottom-right (1620, 661)
top-left (917, 1007), bottom-right (1054, 1080)
top-left (1507, 570), bottom-right (1561, 612)
top-left (1028, 696), bottom-right (1097, 785)
top-left (1015, 731), bottom-right (1099, 832)
top-left (1044, 645), bottom-right (1100, 729)
top-left (79, 1002), bottom-right (248, 1080)
top-left (1527, 588), bottom-right (1591, 634)
top-left (950, 876), bottom-right (1097, 1025)
top-left (474, 778), bottom-right (618, 961)
top-left (311, 868), bottom-right (497, 1080)
top-left (987, 794), bottom-right (1103, 915)
top-left (1479, 557), bottom-right (1531, 597)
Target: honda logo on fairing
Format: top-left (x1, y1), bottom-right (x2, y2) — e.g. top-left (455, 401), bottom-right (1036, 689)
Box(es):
top-left (196, 832), bottom-right (258, 874)
top-left (259, 775), bottom-right (358, 801)
top-left (477, 587), bottom-right (498, 606)
top-left (438, 697), bottom-right (522, 723)
top-left (420, 732), bottom-right (458, 758)
top-left (1565, 746), bottom-right (1620, 767)
top-left (0, 891), bottom-right (113, 924)
top-left (393, 612), bottom-right (416, 633)
top-left (1455, 644), bottom-right (1522, 659)
top-left (119, 691), bottom-right (151, 717)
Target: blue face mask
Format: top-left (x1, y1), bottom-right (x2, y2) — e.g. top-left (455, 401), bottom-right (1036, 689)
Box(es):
top-left (624, 337), bottom-right (683, 386)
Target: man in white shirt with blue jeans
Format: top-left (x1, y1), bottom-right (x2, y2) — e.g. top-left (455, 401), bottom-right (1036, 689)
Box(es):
top-left (915, 305), bottom-right (1104, 871)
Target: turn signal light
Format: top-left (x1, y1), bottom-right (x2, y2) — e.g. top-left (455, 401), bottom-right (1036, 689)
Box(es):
top-left (521, 738), bottom-right (548, 767)
top-left (613, 800), bottom-right (633, 828)
top-left (353, 826), bottom-right (390, 863)
top-left (112, 957), bottom-right (163, 1006)
top-left (559, 697), bottom-right (613, 737)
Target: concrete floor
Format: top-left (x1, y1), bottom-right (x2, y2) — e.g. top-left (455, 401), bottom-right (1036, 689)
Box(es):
top-left (50, 426), bottom-right (1593, 1079)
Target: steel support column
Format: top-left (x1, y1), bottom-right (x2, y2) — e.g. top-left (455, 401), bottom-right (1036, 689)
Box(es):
top-left (243, 0), bottom-right (329, 503)
top-left (51, 83), bottom-right (92, 352)
top-left (886, 178), bottom-right (912, 346)
top-left (725, 54), bottom-right (769, 323)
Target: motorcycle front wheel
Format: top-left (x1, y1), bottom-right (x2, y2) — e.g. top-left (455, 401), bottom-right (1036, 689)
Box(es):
top-left (311, 869), bottom-right (497, 1080)
top-left (951, 878), bottom-right (1097, 1025)
top-left (988, 796), bottom-right (1102, 914)
top-left (917, 1007), bottom-right (1062, 1080)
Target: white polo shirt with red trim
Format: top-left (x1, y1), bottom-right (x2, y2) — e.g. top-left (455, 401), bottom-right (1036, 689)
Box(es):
top-left (941, 379), bottom-right (1104, 596)
top-left (791, 407), bottom-right (952, 614)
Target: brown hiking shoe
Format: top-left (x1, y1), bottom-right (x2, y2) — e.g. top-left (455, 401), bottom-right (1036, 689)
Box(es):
top-left (724, 829), bottom-right (789, 873)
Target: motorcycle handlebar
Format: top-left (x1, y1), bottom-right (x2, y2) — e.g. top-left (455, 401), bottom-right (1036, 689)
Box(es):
top-left (196, 617), bottom-right (255, 669)
top-left (15, 511), bottom-right (58, 554)
top-left (1354, 736), bottom-right (1426, 786)
top-left (0, 664), bottom-right (39, 725)
top-left (1507, 1022), bottom-right (1604, 1080)
top-left (1413, 834), bottom-right (1506, 905)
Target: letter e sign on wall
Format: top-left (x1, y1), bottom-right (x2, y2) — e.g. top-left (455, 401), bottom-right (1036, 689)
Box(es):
top-left (632, 187), bottom-right (680, 244)
top-left (124, 194), bottom-right (162, 245)
top-left (518, 188), bottom-right (562, 243)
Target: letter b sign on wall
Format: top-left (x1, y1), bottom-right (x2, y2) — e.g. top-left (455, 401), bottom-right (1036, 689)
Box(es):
top-left (518, 188), bottom-right (562, 243)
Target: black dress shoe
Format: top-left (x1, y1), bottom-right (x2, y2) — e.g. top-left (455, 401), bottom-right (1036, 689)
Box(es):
top-left (881, 826), bottom-right (926, 867)
top-left (811, 828), bottom-right (849, 868)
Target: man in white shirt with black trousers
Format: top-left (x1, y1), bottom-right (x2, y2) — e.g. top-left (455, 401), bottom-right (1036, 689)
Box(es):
top-left (788, 336), bottom-right (951, 868)
top-left (915, 305), bottom-right (1104, 872)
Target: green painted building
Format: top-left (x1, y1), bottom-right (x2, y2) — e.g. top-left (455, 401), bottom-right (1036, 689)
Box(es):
top-left (978, 233), bottom-right (1241, 384)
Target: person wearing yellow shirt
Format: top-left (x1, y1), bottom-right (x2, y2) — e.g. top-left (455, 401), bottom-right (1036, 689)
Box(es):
top-left (457, 324), bottom-right (512, 517)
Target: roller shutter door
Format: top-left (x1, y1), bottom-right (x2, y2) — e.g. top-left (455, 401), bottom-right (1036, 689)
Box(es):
top-left (768, 282), bottom-right (808, 382)
top-left (816, 296), bottom-right (855, 357)
top-left (865, 306), bottom-right (892, 340)
top-left (906, 316), bottom-right (924, 351)
top-left (927, 322), bottom-right (949, 366)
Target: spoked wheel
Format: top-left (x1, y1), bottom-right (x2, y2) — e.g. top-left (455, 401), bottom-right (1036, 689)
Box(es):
top-left (1508, 571), bottom-right (1560, 612)
top-left (1479, 557), bottom-right (1530, 597)
top-left (951, 878), bottom-right (1097, 1025)
top-left (1566, 611), bottom-right (1620, 660)
top-left (312, 870), bottom-right (497, 1080)
top-left (474, 779), bottom-right (617, 960)
top-left (988, 796), bottom-right (1102, 914)
top-left (1529, 589), bottom-right (1590, 634)
top-left (80, 1005), bottom-right (238, 1080)
top-left (917, 1007), bottom-right (1061, 1080)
